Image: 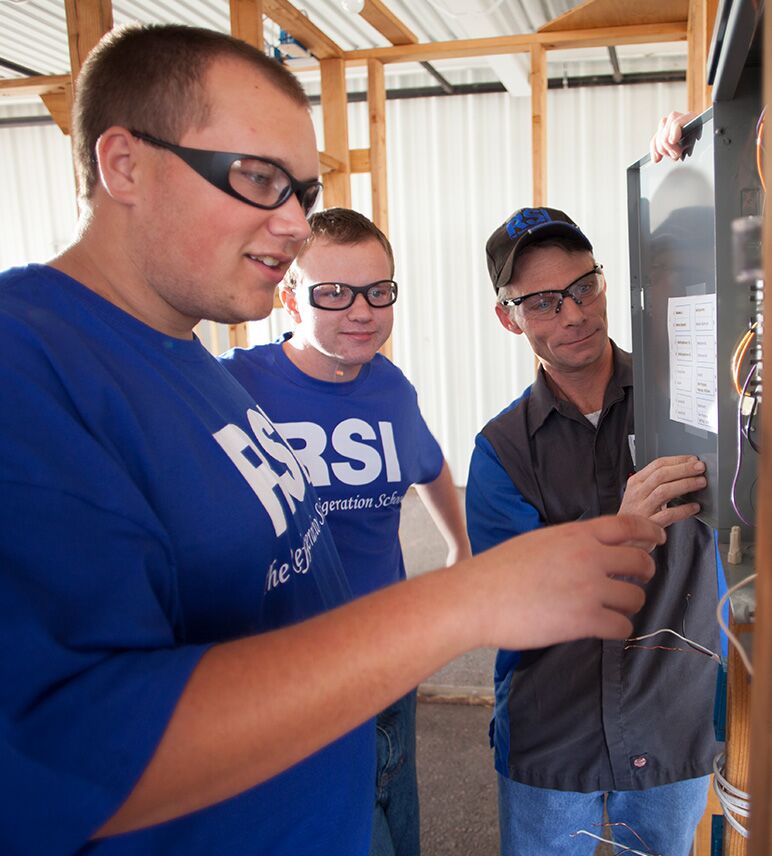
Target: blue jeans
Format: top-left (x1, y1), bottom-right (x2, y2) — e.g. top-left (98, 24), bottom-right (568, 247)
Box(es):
top-left (498, 773), bottom-right (710, 856)
top-left (370, 690), bottom-right (420, 856)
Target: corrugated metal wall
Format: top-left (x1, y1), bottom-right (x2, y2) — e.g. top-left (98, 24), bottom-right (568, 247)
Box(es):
top-left (250, 75), bottom-right (686, 482)
top-left (0, 103), bottom-right (77, 266)
top-left (0, 77), bottom-right (686, 483)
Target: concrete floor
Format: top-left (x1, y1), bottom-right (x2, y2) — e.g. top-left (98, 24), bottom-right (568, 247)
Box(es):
top-left (400, 488), bottom-right (499, 855)
top-left (400, 487), bottom-right (614, 856)
top-left (416, 702), bottom-right (499, 856)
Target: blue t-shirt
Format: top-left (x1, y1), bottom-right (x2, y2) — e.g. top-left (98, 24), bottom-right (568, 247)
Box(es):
top-left (220, 338), bottom-right (443, 598)
top-left (0, 266), bottom-right (374, 854)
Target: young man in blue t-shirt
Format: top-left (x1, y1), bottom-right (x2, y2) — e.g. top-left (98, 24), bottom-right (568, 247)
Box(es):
top-left (1, 23), bottom-right (665, 855)
top-left (221, 208), bottom-right (472, 856)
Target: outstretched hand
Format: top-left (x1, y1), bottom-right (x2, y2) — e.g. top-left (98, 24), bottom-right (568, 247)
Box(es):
top-left (650, 111), bottom-right (697, 162)
top-left (468, 514), bottom-right (664, 650)
top-left (619, 455), bottom-right (706, 527)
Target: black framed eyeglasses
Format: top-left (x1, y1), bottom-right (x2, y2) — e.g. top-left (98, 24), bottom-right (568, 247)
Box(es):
top-left (308, 280), bottom-right (398, 311)
top-left (130, 130), bottom-right (323, 216)
top-left (498, 264), bottom-right (604, 319)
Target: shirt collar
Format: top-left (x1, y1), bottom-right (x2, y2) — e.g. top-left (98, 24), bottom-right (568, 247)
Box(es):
top-left (526, 340), bottom-right (632, 437)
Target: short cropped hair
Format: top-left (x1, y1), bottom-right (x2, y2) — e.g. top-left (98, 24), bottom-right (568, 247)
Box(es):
top-left (72, 24), bottom-right (310, 199)
top-left (285, 208), bottom-right (395, 288)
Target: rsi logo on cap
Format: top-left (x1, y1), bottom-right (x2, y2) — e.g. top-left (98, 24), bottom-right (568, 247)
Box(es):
top-left (506, 208), bottom-right (552, 240)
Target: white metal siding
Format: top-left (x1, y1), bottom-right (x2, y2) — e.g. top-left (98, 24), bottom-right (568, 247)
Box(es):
top-left (0, 79), bottom-right (686, 483)
top-left (253, 78), bottom-right (686, 483)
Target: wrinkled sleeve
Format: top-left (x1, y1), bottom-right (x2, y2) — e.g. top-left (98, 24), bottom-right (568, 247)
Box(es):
top-left (0, 343), bottom-right (210, 851)
top-left (405, 382), bottom-right (444, 485)
top-left (465, 433), bottom-right (542, 554)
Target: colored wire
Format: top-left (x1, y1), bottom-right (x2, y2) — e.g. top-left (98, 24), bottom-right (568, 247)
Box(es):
top-left (602, 822), bottom-right (655, 852)
top-left (625, 628), bottom-right (720, 661)
top-left (730, 365), bottom-right (757, 525)
top-left (716, 572), bottom-right (756, 677)
top-left (713, 752), bottom-right (751, 838)
top-left (625, 644), bottom-right (713, 657)
top-left (731, 324), bottom-right (756, 396)
top-left (571, 830), bottom-right (659, 855)
top-left (682, 592), bottom-right (710, 655)
top-left (744, 396), bottom-right (760, 453)
top-left (755, 107), bottom-right (766, 192)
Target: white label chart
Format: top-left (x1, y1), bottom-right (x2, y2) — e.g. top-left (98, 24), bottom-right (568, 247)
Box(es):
top-left (667, 294), bottom-right (717, 433)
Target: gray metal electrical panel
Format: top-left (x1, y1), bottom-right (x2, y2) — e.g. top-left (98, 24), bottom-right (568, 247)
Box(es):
top-left (626, 5), bottom-right (762, 537)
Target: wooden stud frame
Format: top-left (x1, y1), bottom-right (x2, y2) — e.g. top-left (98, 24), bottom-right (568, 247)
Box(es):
top-left (262, 0), bottom-right (343, 59)
top-left (360, 0), bottom-right (417, 46)
top-left (725, 619), bottom-right (754, 854)
top-left (229, 0), bottom-right (264, 53)
top-left (687, 0), bottom-right (719, 113)
top-left (228, 0), bottom-right (264, 349)
top-left (63, 0), bottom-right (113, 82)
top-left (367, 57), bottom-right (391, 360)
top-left (320, 57), bottom-right (352, 209)
top-left (367, 58), bottom-right (388, 236)
top-left (530, 45), bottom-right (548, 207)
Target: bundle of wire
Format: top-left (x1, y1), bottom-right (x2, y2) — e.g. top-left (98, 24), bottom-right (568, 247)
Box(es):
top-left (730, 363), bottom-right (758, 525)
top-left (729, 310), bottom-right (760, 524)
top-left (716, 571), bottom-right (756, 677)
top-left (571, 822), bottom-right (660, 855)
top-left (731, 323), bottom-right (757, 396)
top-left (713, 752), bottom-right (751, 838)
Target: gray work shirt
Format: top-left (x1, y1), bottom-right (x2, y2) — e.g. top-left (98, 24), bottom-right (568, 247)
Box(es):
top-left (466, 343), bottom-right (721, 791)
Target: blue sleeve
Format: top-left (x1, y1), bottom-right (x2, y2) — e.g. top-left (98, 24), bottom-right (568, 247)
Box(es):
top-left (714, 529), bottom-right (729, 658)
top-left (0, 351), bottom-right (210, 851)
top-left (465, 433), bottom-right (542, 554)
top-left (1, 487), bottom-right (211, 851)
top-left (403, 378), bottom-right (443, 486)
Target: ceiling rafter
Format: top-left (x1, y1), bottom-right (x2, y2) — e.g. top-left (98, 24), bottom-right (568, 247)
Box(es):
top-left (262, 0), bottom-right (344, 58)
top-left (343, 22), bottom-right (687, 65)
top-left (539, 0), bottom-right (689, 32)
top-left (0, 74), bottom-right (69, 97)
top-left (360, 0), bottom-right (417, 46)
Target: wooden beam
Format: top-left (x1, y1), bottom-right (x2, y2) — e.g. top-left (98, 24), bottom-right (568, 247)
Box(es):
top-left (320, 57), bottom-right (351, 208)
top-left (228, 0), bottom-right (263, 348)
top-left (539, 0), bottom-right (688, 32)
top-left (40, 84), bottom-right (73, 135)
top-left (706, 0), bottom-right (719, 70)
top-left (343, 23), bottom-right (687, 65)
top-left (367, 58), bottom-right (389, 236)
top-left (529, 46), bottom-right (547, 385)
top-left (749, 14), bottom-right (772, 853)
top-left (687, 0), bottom-right (717, 113)
top-left (322, 149), bottom-right (373, 175)
top-left (0, 74), bottom-right (70, 97)
top-left (263, 0), bottom-right (343, 59)
top-left (724, 618), bottom-right (753, 854)
top-left (530, 46), bottom-right (547, 207)
top-left (228, 323), bottom-right (249, 349)
top-left (687, 0), bottom-right (707, 112)
top-left (361, 0), bottom-right (417, 46)
top-left (63, 0), bottom-right (113, 83)
top-left (349, 148), bottom-right (370, 173)
top-left (319, 151), bottom-right (346, 174)
top-left (229, 0), bottom-right (264, 51)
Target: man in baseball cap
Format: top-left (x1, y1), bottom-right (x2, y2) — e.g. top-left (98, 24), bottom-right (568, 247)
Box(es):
top-left (485, 206), bottom-right (592, 291)
top-left (466, 206), bottom-right (721, 856)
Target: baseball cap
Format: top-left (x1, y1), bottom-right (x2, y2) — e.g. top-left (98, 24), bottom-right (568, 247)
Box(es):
top-left (485, 207), bottom-right (593, 291)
